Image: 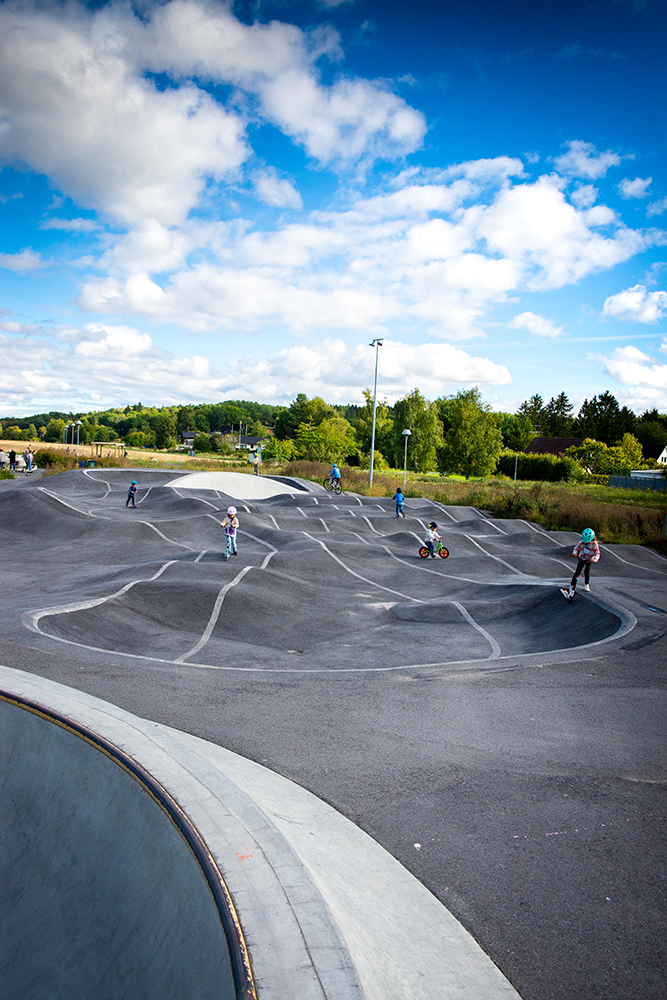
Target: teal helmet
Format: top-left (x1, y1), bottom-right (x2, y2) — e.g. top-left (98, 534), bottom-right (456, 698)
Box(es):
top-left (131, 480), bottom-right (137, 485)
top-left (581, 528), bottom-right (595, 543)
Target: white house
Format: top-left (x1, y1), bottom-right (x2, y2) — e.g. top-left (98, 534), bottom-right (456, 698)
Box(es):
top-left (658, 445), bottom-right (667, 466)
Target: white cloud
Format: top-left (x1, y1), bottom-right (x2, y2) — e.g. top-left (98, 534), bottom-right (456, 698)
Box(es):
top-left (570, 184), bottom-right (598, 209)
top-left (39, 218), bottom-right (98, 232)
top-left (618, 177), bottom-right (652, 199)
top-left (0, 325), bottom-right (510, 412)
top-left (253, 169), bottom-right (303, 210)
top-left (0, 0), bottom-right (424, 228)
top-left (553, 140), bottom-right (621, 180)
top-left (508, 311), bottom-right (565, 338)
top-left (0, 248), bottom-right (42, 272)
top-left (647, 196), bottom-right (667, 218)
top-left (602, 284), bottom-right (667, 323)
top-left (600, 343), bottom-right (667, 391)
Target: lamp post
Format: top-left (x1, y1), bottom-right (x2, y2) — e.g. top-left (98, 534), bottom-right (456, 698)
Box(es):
top-left (368, 338), bottom-right (383, 486)
top-left (63, 423), bottom-right (70, 445)
top-left (75, 420), bottom-right (82, 461)
top-left (402, 429), bottom-right (412, 489)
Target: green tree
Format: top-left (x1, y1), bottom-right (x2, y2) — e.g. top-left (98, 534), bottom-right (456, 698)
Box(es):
top-left (439, 388), bottom-right (503, 479)
top-left (126, 431), bottom-right (146, 448)
top-left (355, 389), bottom-right (393, 462)
top-left (575, 391), bottom-right (636, 445)
top-left (274, 394), bottom-right (335, 440)
top-left (43, 418), bottom-right (66, 443)
top-left (193, 433), bottom-right (212, 452)
top-left (518, 394), bottom-right (546, 433)
top-left (634, 415), bottom-right (667, 459)
top-left (176, 406), bottom-right (196, 434)
top-left (154, 413), bottom-right (177, 449)
top-left (498, 413), bottom-right (535, 451)
top-left (390, 389), bottom-right (441, 472)
top-left (295, 416), bottom-right (357, 463)
top-left (542, 392), bottom-right (574, 436)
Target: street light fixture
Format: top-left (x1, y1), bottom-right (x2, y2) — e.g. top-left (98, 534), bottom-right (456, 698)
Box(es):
top-left (63, 423), bottom-right (70, 445)
top-left (75, 420), bottom-right (83, 461)
top-left (368, 338), bottom-right (383, 486)
top-left (401, 429), bottom-right (412, 489)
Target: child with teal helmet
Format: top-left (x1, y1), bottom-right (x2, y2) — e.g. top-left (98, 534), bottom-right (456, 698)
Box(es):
top-left (561, 528), bottom-right (600, 600)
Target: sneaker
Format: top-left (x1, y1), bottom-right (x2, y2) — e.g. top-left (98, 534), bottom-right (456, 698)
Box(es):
top-left (233, 550), bottom-right (238, 556)
top-left (584, 584), bottom-right (590, 592)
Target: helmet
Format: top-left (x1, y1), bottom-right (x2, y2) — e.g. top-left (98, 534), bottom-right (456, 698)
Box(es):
top-left (227, 506), bottom-right (237, 516)
top-left (131, 480), bottom-right (137, 485)
top-left (428, 521), bottom-right (438, 529)
top-left (581, 528), bottom-right (595, 542)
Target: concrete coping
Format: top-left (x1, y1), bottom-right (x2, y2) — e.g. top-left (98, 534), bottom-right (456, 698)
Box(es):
top-left (0, 664), bottom-right (523, 1000)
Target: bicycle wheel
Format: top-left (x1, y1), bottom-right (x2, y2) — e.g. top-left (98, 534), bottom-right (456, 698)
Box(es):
top-left (323, 478), bottom-right (334, 491)
top-left (438, 546), bottom-right (449, 559)
top-left (333, 480), bottom-right (342, 494)
top-left (418, 546), bottom-right (430, 559)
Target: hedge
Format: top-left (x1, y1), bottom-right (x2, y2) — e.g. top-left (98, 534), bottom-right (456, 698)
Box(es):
top-left (496, 452), bottom-right (575, 482)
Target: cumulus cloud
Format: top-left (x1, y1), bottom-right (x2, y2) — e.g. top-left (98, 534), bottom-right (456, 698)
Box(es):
top-left (618, 177), bottom-right (652, 199)
top-left (508, 311), bottom-right (565, 338)
top-left (647, 196), bottom-right (667, 217)
top-left (602, 284), bottom-right (667, 323)
top-left (0, 0), bottom-right (424, 227)
top-left (553, 140), bottom-right (621, 180)
top-left (0, 248), bottom-right (43, 272)
top-left (570, 184), bottom-right (598, 209)
top-left (0, 324), bottom-right (510, 412)
top-left (600, 343), bottom-right (667, 391)
top-left (253, 169), bottom-right (303, 209)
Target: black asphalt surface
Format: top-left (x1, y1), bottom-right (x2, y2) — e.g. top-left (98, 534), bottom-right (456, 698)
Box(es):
top-left (1, 468), bottom-right (666, 1000)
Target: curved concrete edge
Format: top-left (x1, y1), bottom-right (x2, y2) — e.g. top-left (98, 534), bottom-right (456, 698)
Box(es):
top-left (164, 471), bottom-right (308, 499)
top-left (0, 665), bottom-right (522, 1000)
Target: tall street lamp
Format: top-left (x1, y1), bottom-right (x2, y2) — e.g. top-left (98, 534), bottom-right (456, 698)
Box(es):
top-left (63, 423), bottom-right (70, 445)
top-left (75, 420), bottom-right (83, 461)
top-left (368, 338), bottom-right (383, 486)
top-left (402, 428), bottom-right (412, 489)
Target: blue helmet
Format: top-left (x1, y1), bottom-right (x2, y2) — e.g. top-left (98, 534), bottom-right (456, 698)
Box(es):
top-left (131, 480), bottom-right (137, 485)
top-left (581, 528), bottom-right (595, 542)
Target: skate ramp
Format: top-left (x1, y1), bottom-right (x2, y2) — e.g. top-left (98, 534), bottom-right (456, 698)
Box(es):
top-left (0, 698), bottom-right (239, 1000)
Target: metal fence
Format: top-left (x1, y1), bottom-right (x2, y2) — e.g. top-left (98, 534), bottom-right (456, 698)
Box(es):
top-left (608, 475), bottom-right (667, 492)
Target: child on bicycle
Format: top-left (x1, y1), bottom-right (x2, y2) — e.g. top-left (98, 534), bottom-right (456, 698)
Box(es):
top-left (221, 506), bottom-right (239, 558)
top-left (330, 462), bottom-right (341, 484)
top-left (393, 487), bottom-right (406, 518)
top-left (425, 521), bottom-right (442, 558)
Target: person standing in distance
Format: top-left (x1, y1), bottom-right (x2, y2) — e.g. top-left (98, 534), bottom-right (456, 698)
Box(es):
top-left (126, 480), bottom-right (138, 508)
top-left (221, 506), bottom-right (239, 558)
top-left (253, 453), bottom-right (260, 476)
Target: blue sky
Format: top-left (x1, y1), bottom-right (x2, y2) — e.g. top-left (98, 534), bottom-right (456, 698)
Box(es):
top-left (1, 0), bottom-right (666, 417)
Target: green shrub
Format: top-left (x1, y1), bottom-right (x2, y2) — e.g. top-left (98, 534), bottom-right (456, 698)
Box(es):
top-left (496, 451), bottom-right (575, 482)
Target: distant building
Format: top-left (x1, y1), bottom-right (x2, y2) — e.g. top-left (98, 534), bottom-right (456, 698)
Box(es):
top-left (525, 436), bottom-right (584, 457)
top-left (179, 431), bottom-right (195, 446)
top-left (658, 446), bottom-right (667, 466)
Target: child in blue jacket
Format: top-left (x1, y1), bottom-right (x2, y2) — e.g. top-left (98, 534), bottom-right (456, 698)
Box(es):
top-left (393, 488), bottom-right (406, 518)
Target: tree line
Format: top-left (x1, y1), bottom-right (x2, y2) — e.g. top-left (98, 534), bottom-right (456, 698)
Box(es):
top-left (3, 389), bottom-right (666, 478)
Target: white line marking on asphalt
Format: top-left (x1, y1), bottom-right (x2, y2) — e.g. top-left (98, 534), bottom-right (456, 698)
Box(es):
top-left (139, 520), bottom-right (198, 551)
top-left (362, 515), bottom-right (386, 536)
top-left (194, 550), bottom-right (207, 563)
top-left (383, 546), bottom-right (484, 584)
top-left (25, 560), bottom-right (178, 631)
top-left (422, 498), bottom-right (457, 521)
top-left (302, 532), bottom-right (425, 603)
top-left (463, 534), bottom-right (526, 575)
top-left (474, 515), bottom-right (507, 534)
top-left (319, 518), bottom-right (331, 533)
top-left (135, 485), bottom-right (154, 505)
top-left (296, 507), bottom-right (308, 518)
top-left (39, 488), bottom-right (96, 516)
top-left (347, 531), bottom-right (370, 545)
top-left (600, 544), bottom-right (667, 576)
top-left (176, 565), bottom-right (254, 662)
top-left (268, 514), bottom-right (281, 531)
top-left (519, 520), bottom-right (562, 545)
top-left (453, 601), bottom-right (501, 658)
top-left (311, 497), bottom-right (319, 505)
